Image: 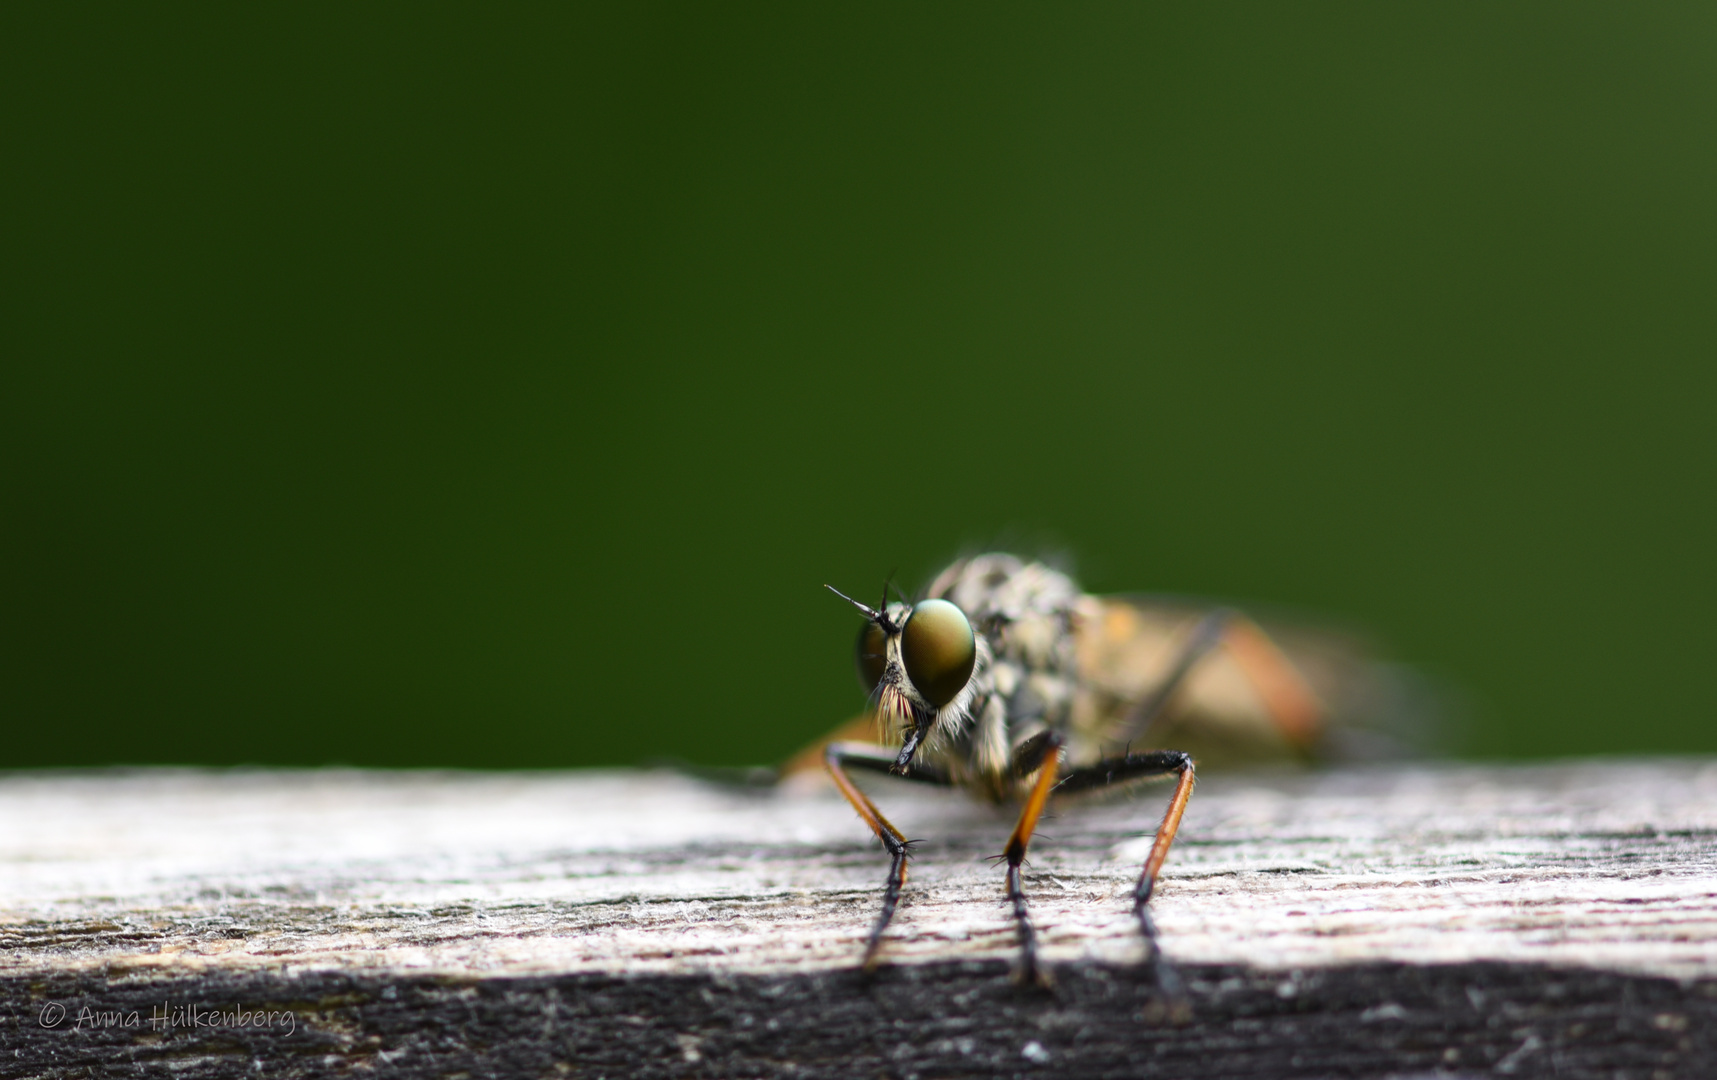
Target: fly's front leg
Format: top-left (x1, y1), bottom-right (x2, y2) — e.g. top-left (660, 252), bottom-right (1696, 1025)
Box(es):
top-left (999, 730), bottom-right (1065, 987)
top-left (824, 742), bottom-right (953, 970)
top-left (1056, 751), bottom-right (1196, 1005)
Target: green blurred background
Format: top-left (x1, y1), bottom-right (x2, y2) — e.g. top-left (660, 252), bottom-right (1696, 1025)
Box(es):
top-left (4, 5), bottom-right (1714, 769)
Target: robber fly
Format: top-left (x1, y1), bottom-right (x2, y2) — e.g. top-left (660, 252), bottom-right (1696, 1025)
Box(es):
top-left (806, 552), bottom-right (1359, 997)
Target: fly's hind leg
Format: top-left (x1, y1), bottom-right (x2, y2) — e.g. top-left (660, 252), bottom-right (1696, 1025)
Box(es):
top-left (1056, 751), bottom-right (1195, 1005)
top-left (1220, 613), bottom-right (1323, 749)
top-left (825, 742), bottom-right (954, 970)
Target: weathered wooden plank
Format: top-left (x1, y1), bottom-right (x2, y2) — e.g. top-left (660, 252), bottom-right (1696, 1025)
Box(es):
top-left (3, 760), bottom-right (1715, 1078)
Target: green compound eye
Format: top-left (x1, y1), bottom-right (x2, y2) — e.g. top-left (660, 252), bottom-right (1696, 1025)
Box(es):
top-left (856, 619), bottom-right (888, 693)
top-left (900, 598), bottom-right (976, 708)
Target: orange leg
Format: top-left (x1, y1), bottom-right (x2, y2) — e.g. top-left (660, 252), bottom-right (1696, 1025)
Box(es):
top-left (781, 711), bottom-right (883, 781)
top-left (824, 741), bottom-right (952, 969)
top-left (1057, 749), bottom-right (1196, 1002)
top-left (999, 731), bottom-right (1066, 986)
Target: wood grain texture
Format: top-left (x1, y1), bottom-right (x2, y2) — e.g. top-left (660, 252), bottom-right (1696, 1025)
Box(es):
top-left (4, 760), bottom-right (1715, 1078)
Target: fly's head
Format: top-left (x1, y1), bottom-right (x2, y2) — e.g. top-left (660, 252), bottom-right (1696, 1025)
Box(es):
top-left (827, 584), bottom-right (983, 774)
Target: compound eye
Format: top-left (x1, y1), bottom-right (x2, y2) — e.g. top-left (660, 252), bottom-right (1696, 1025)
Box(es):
top-left (900, 599), bottom-right (976, 708)
top-left (855, 620), bottom-right (888, 693)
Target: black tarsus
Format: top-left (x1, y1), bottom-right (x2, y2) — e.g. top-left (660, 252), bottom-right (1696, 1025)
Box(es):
top-left (1006, 861), bottom-right (1040, 983)
top-left (868, 839), bottom-right (911, 962)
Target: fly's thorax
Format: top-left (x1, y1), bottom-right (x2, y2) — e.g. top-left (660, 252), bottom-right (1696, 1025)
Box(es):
top-left (929, 555), bottom-right (1083, 677)
top-left (980, 656), bottom-right (1077, 736)
top-left (1000, 609), bottom-right (1078, 673)
top-left (928, 553), bottom-right (1081, 628)
top-left (929, 553), bottom-right (1087, 751)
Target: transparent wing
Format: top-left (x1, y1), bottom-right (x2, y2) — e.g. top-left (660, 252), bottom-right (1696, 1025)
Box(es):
top-left (1072, 594), bottom-right (1454, 767)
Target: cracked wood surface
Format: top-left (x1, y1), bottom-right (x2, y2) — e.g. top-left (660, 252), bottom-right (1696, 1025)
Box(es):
top-left (3, 760), bottom-right (1716, 1079)
top-left (4, 760), bottom-right (1714, 981)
